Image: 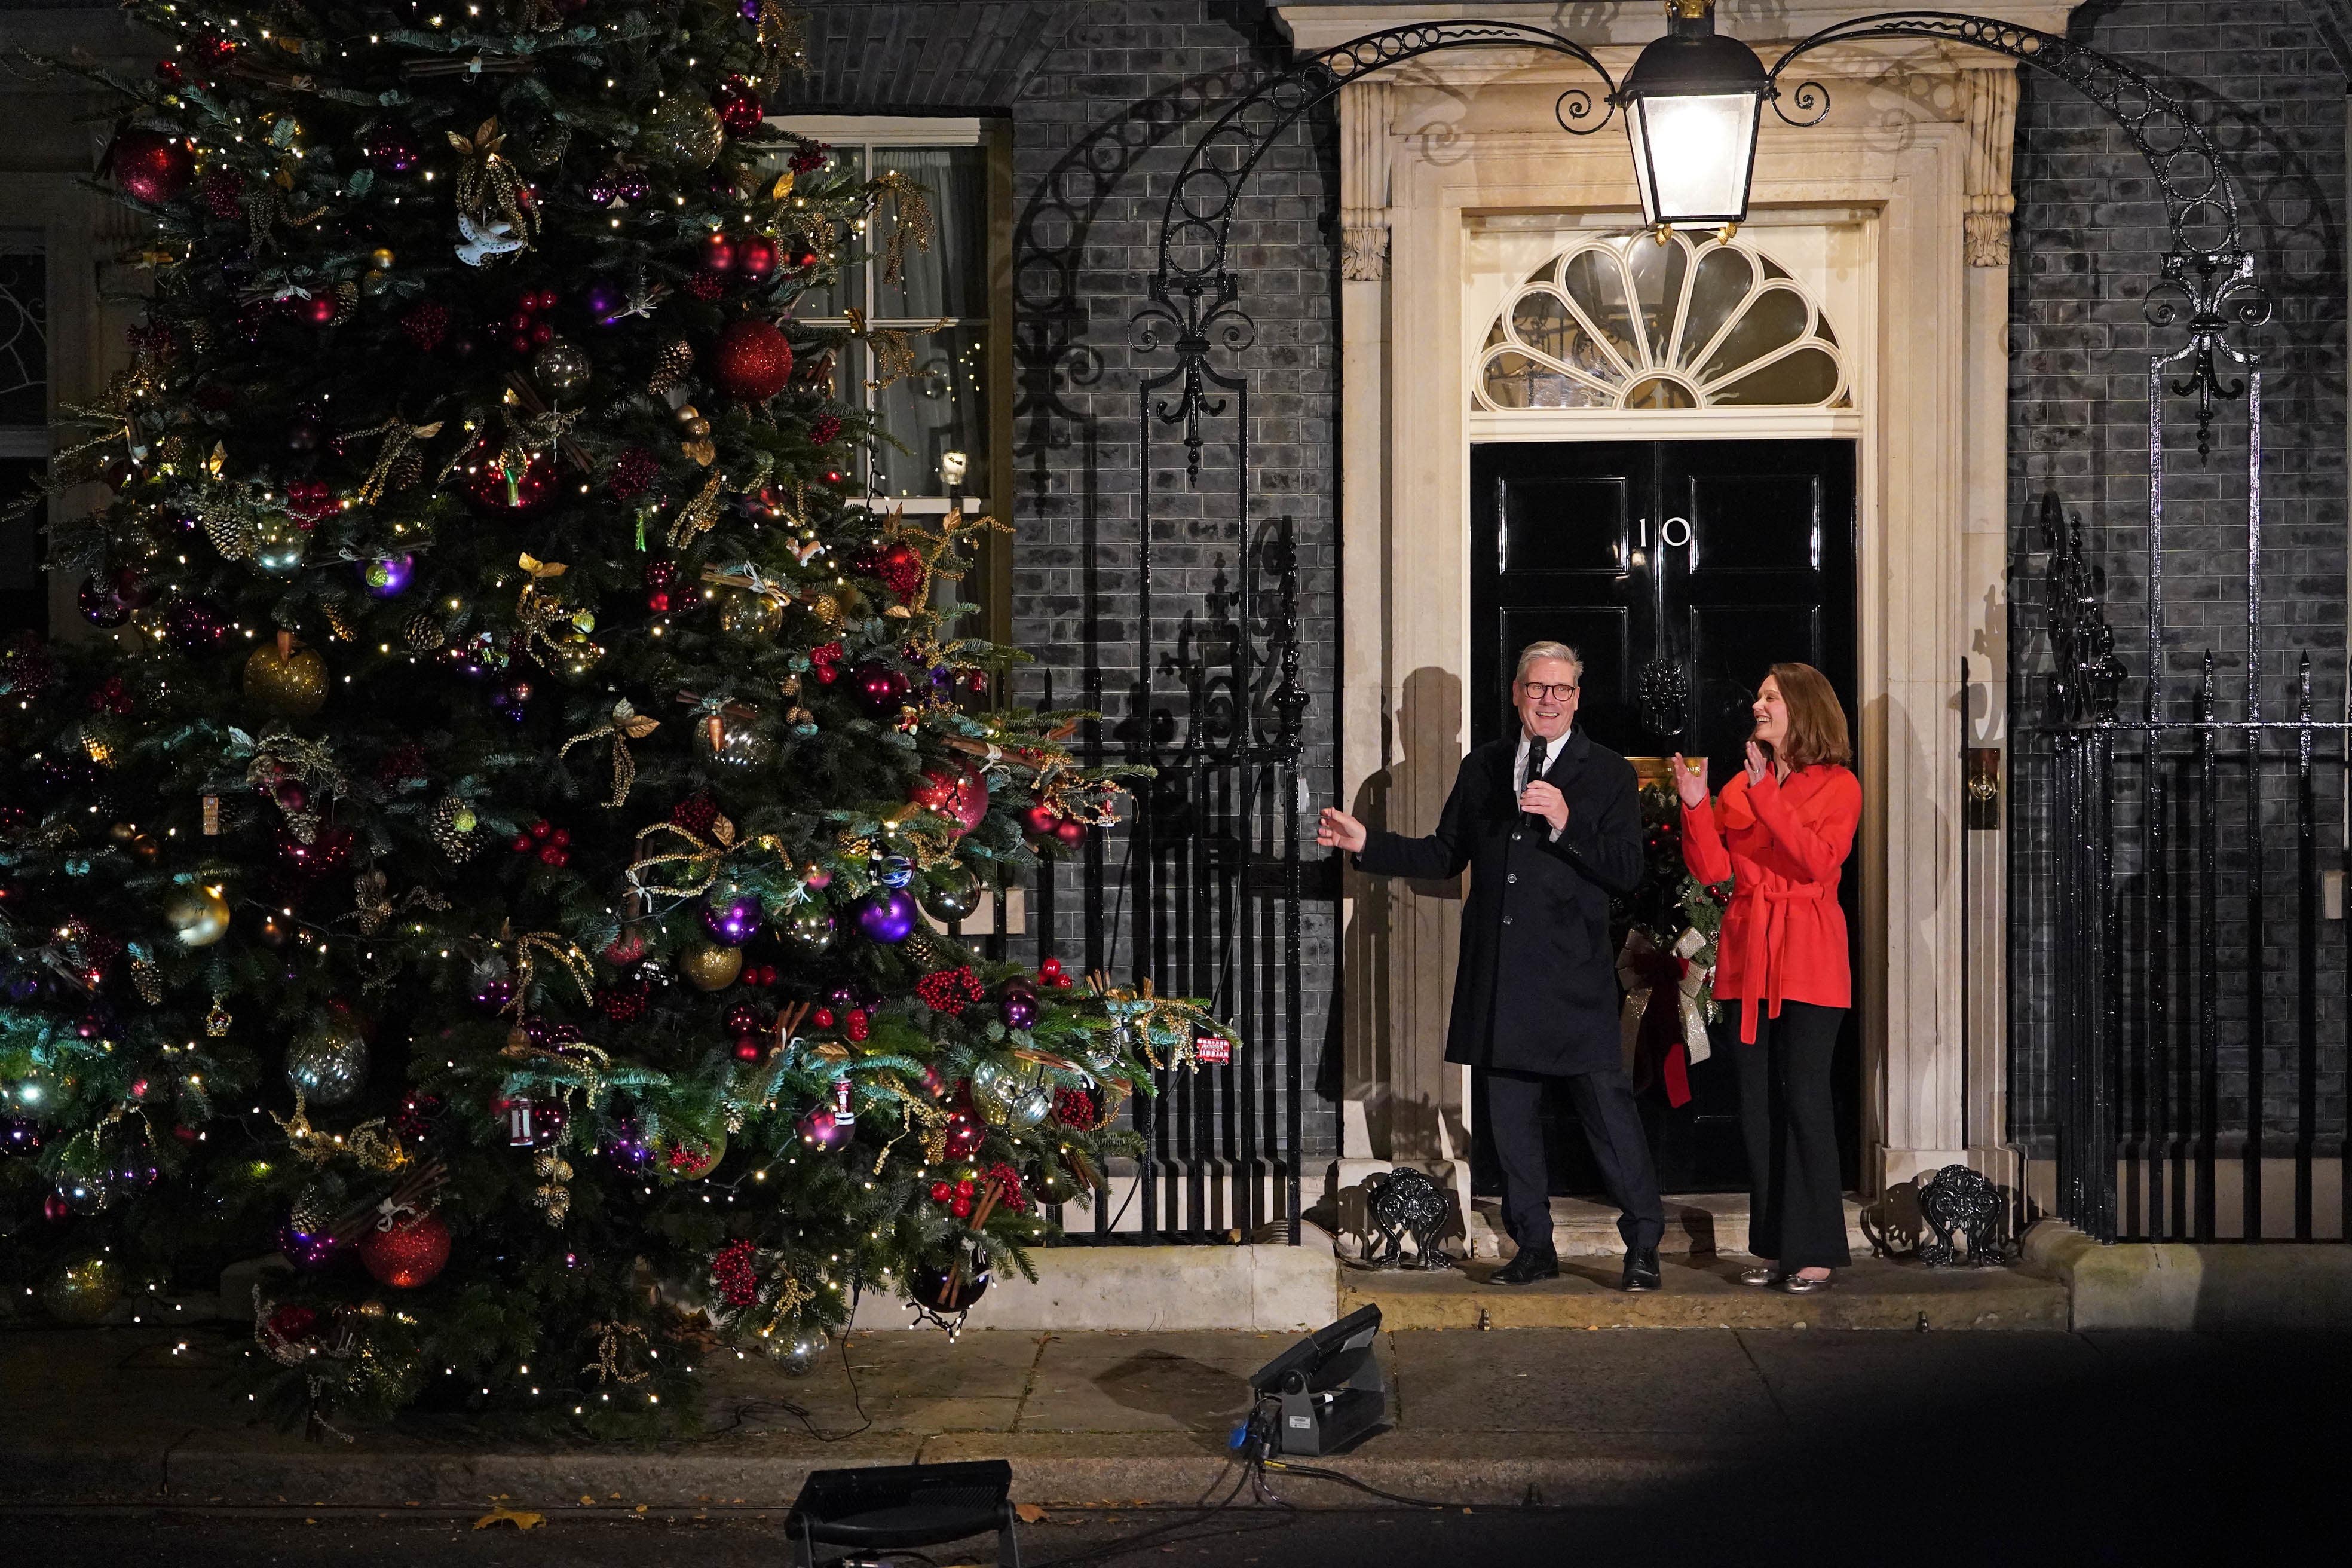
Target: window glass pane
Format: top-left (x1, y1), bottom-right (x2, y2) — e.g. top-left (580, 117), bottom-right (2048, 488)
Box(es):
top-left (872, 323), bottom-right (988, 498)
top-left (1709, 345), bottom-right (1841, 405)
top-left (873, 146), bottom-right (988, 321)
top-left (1677, 246), bottom-right (1753, 367)
top-left (1625, 237), bottom-right (1686, 365)
top-left (1561, 250), bottom-right (1640, 369)
top-left (1696, 287), bottom-right (1810, 384)
top-left (1508, 292), bottom-right (1622, 384)
top-left (0, 248), bottom-right (48, 427)
top-left (1481, 350), bottom-right (1607, 409)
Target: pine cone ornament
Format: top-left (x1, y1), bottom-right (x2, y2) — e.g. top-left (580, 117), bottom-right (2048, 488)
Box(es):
top-left (430, 797), bottom-right (483, 860)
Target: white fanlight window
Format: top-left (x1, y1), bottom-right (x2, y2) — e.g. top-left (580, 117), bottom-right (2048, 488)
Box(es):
top-left (1473, 232), bottom-right (1849, 414)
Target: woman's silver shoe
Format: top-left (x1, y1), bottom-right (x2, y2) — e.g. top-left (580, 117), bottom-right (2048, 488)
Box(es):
top-left (1737, 1266), bottom-right (1779, 1287)
top-left (1775, 1272), bottom-right (1834, 1294)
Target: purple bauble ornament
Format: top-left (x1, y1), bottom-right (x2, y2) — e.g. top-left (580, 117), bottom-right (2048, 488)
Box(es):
top-left (162, 596), bottom-right (226, 654)
top-left (471, 975), bottom-right (515, 1014)
top-left (584, 278), bottom-right (624, 322)
top-left (0, 1117), bottom-right (42, 1155)
top-left (278, 1220), bottom-right (341, 1271)
top-left (586, 177), bottom-right (617, 207)
top-left (617, 172), bottom-right (653, 203)
top-left (78, 574), bottom-right (130, 628)
top-left (853, 660), bottom-right (910, 719)
top-left (855, 888), bottom-right (918, 945)
top-left (825, 983), bottom-right (863, 1013)
top-left (363, 554), bottom-right (412, 597)
top-left (702, 890), bottom-right (765, 947)
top-left (605, 1117), bottom-right (653, 1172)
top-left (795, 1104), bottom-right (850, 1150)
top-left (1000, 985), bottom-right (1041, 1032)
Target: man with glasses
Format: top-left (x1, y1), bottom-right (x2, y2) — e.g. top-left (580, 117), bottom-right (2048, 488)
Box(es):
top-left (1318, 642), bottom-right (1663, 1290)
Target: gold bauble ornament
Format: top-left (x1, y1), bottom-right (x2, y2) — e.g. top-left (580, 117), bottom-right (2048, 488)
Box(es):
top-left (244, 641), bottom-right (329, 718)
top-left (677, 942), bottom-right (744, 991)
top-left (42, 1251), bottom-right (123, 1325)
top-left (717, 584), bottom-right (783, 640)
top-left (164, 882), bottom-right (231, 947)
top-left (642, 94), bottom-right (724, 167)
top-left (369, 246), bottom-right (396, 269)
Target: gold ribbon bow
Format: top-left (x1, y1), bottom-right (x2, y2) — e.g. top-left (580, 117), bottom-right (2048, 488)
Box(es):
top-left (626, 815), bottom-right (737, 901)
top-left (583, 1321), bottom-right (651, 1386)
top-left (446, 118), bottom-right (537, 252)
top-left (559, 699), bottom-right (660, 807)
top-left (344, 418), bottom-right (443, 505)
top-left (665, 467), bottom-right (728, 549)
top-left (504, 930), bottom-right (596, 1016)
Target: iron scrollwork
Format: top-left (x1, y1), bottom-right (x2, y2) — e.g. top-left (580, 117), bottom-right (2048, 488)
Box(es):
top-left (1763, 11), bottom-right (2270, 453)
top-left (2039, 492), bottom-right (2124, 727)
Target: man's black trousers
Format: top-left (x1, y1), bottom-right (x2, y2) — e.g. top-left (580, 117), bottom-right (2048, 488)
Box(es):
top-left (1485, 1066), bottom-right (1665, 1256)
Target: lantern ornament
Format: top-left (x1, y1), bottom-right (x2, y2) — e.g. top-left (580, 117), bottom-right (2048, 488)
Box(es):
top-left (1615, 0), bottom-right (1770, 233)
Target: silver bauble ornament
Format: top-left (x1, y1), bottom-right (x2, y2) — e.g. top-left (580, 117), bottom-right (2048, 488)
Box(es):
top-left (1007, 1084), bottom-right (1054, 1130)
top-left (917, 870), bottom-right (982, 924)
top-left (286, 1026), bottom-right (369, 1105)
top-left (534, 336), bottom-right (592, 395)
top-left (783, 906), bottom-right (837, 954)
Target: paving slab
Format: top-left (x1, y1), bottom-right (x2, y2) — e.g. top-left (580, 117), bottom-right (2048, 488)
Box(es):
top-left (1014, 1330), bottom-right (1293, 1435)
top-left (1386, 1328), bottom-right (1784, 1435)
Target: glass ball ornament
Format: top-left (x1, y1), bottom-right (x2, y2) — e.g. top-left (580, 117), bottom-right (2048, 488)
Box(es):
top-left (362, 553), bottom-right (413, 597)
top-left (41, 1251), bottom-right (124, 1325)
top-left (251, 513), bottom-right (308, 575)
top-left (853, 661), bottom-right (909, 719)
top-left (782, 906), bottom-right (837, 955)
top-left (1007, 1083), bottom-right (1054, 1129)
top-left (163, 882), bottom-right (231, 947)
top-left (77, 572), bottom-right (133, 627)
top-left (108, 127), bottom-right (194, 204)
top-left (998, 982), bottom-right (1041, 1033)
top-left (713, 75), bottom-right (765, 134)
top-left (717, 584), bottom-right (783, 639)
top-left (969, 1057), bottom-right (1016, 1108)
top-left (917, 869), bottom-right (982, 925)
top-left (737, 235), bottom-right (779, 283)
top-left (877, 855), bottom-right (915, 889)
top-left (701, 890), bottom-right (765, 947)
top-left (795, 1101), bottom-right (850, 1150)
top-left (285, 1025), bottom-right (370, 1107)
top-left (677, 942), bottom-right (745, 991)
top-left (909, 760), bottom-right (990, 835)
top-left (642, 93), bottom-right (724, 167)
top-left (244, 642), bottom-right (329, 718)
top-left (359, 1209), bottom-right (451, 1288)
top-left (604, 1117), bottom-right (653, 1172)
top-left (1028, 1159), bottom-right (1082, 1206)
top-left (693, 716), bottom-right (772, 767)
top-left (941, 1107), bottom-right (985, 1160)
top-left (855, 889), bottom-right (918, 945)
top-left (534, 335), bottom-right (592, 395)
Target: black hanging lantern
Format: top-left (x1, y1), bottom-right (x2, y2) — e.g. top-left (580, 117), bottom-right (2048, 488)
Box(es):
top-left (1618, 0), bottom-right (1771, 231)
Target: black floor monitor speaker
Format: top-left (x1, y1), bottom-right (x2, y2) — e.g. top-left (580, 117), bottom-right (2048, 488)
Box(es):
top-left (783, 1459), bottom-right (1020, 1567)
top-left (1247, 1303), bottom-right (1386, 1457)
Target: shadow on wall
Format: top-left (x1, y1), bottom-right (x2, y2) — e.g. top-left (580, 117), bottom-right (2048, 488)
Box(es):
top-left (1343, 665), bottom-right (1464, 1163)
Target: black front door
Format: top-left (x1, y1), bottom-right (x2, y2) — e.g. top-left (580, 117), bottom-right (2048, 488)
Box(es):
top-left (1467, 437), bottom-right (1859, 1195)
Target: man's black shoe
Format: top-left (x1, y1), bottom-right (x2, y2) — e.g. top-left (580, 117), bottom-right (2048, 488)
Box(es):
top-left (1492, 1249), bottom-right (1560, 1285)
top-left (1621, 1244), bottom-right (1662, 1292)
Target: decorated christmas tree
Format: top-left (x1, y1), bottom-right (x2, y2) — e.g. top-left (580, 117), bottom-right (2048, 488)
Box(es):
top-left (0, 0), bottom-right (1223, 1435)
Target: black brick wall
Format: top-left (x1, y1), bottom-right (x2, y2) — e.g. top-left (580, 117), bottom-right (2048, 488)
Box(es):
top-left (2007, 0), bottom-right (2350, 1159)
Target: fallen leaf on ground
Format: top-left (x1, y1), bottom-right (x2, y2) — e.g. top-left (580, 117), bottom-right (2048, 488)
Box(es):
top-left (1015, 1503), bottom-right (1049, 1524)
top-left (473, 1506), bottom-right (546, 1532)
top-left (579, 1495), bottom-right (596, 1505)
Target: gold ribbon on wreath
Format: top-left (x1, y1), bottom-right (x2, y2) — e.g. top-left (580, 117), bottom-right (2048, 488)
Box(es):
top-left (559, 698), bottom-right (660, 807)
top-left (446, 118), bottom-right (537, 252)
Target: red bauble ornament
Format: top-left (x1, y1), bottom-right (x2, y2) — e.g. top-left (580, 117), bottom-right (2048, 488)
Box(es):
top-left (737, 236), bottom-right (779, 283)
top-left (942, 1108), bottom-right (985, 1160)
top-left (108, 128), bottom-right (194, 204)
top-left (1022, 803), bottom-right (1061, 839)
top-left (1053, 817), bottom-right (1088, 849)
top-left (463, 446), bottom-right (557, 513)
top-left (710, 317), bottom-right (794, 402)
top-left (734, 1040), bottom-right (761, 1061)
top-left (700, 232), bottom-right (737, 274)
top-left (910, 760), bottom-right (990, 834)
top-left (714, 76), bottom-right (766, 135)
top-left (359, 1211), bottom-right (452, 1288)
top-left (853, 660), bottom-right (910, 719)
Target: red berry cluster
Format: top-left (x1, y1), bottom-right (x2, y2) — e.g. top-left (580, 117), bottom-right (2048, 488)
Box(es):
top-left (672, 794), bottom-right (721, 835)
top-left (609, 446), bottom-right (659, 500)
top-left (985, 1162), bottom-right (1028, 1215)
top-left (915, 966), bottom-right (986, 1015)
top-left (712, 1238), bottom-right (761, 1307)
top-left (643, 557), bottom-right (679, 612)
top-left (788, 142), bottom-right (830, 174)
top-left (1051, 1086), bottom-right (1095, 1127)
top-left (511, 819), bottom-right (572, 866)
top-left (505, 288), bottom-right (559, 354)
top-left (928, 1175), bottom-right (981, 1219)
top-left (740, 962), bottom-right (780, 987)
top-left (810, 641), bottom-right (845, 684)
top-left (861, 541), bottom-right (924, 603)
top-left (807, 1006), bottom-right (870, 1041)
top-left (809, 413), bottom-right (842, 446)
top-left (400, 302), bottom-right (450, 353)
top-left (1037, 957), bottom-right (1075, 990)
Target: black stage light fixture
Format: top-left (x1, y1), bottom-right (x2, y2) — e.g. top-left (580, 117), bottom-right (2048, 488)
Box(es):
top-left (1246, 1303), bottom-right (1386, 1457)
top-left (783, 1459), bottom-right (1022, 1567)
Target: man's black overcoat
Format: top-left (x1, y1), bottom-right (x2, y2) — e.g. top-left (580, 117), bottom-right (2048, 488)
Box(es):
top-left (1354, 728), bottom-right (1643, 1077)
